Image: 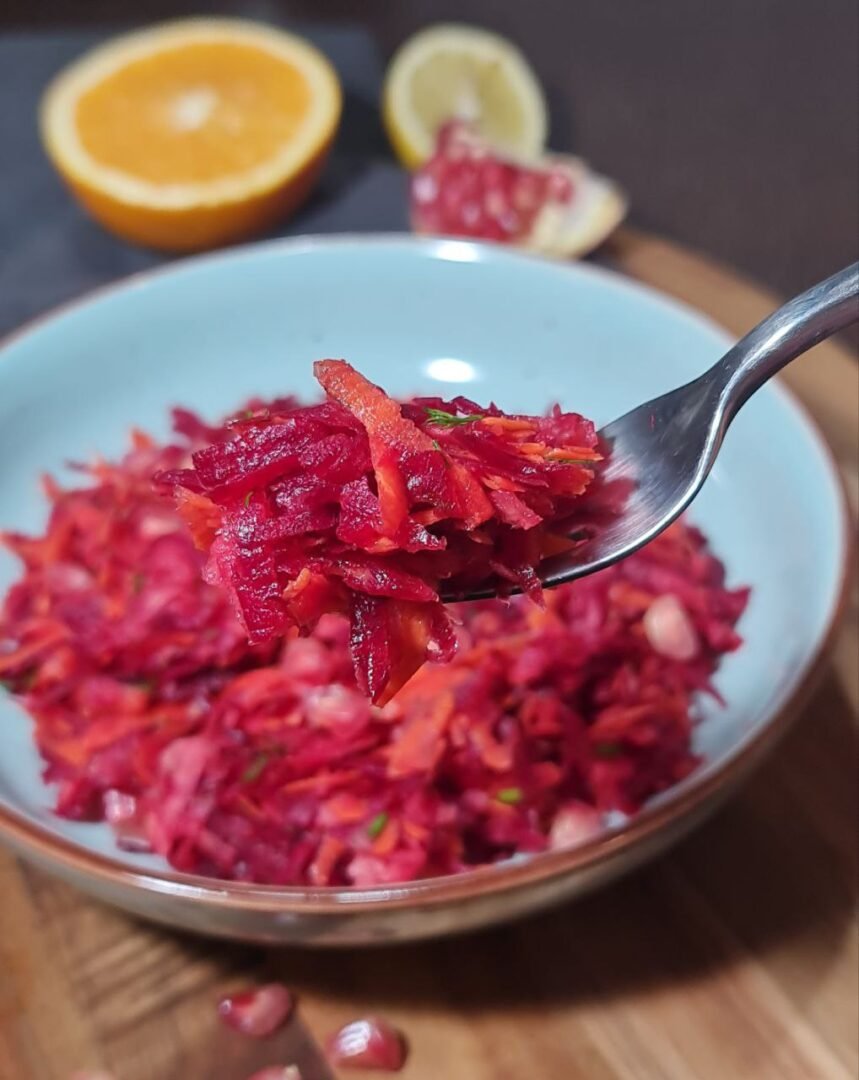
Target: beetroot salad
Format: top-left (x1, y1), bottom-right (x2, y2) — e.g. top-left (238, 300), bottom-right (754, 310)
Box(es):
top-left (0, 402), bottom-right (748, 887)
top-left (162, 360), bottom-right (603, 702)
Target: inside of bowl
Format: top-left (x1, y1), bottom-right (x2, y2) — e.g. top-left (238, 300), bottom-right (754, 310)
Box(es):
top-left (0, 238), bottom-right (845, 872)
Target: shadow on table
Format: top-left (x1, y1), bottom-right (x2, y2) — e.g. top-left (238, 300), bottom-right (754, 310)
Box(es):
top-left (180, 667), bottom-right (856, 1017)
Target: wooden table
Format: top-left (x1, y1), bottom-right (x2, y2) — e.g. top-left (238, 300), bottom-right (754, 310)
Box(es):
top-left (1, 233), bottom-right (856, 1080)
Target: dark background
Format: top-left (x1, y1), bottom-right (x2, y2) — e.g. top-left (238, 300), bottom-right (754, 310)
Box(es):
top-left (2, 0), bottom-right (857, 302)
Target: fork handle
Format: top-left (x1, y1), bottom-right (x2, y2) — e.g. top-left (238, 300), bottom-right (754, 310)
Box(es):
top-left (716, 261), bottom-right (859, 417)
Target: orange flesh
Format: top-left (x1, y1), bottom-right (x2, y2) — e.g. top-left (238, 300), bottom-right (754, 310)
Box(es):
top-left (75, 42), bottom-right (311, 183)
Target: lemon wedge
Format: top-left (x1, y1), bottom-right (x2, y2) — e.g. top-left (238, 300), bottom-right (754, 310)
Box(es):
top-left (383, 24), bottom-right (548, 169)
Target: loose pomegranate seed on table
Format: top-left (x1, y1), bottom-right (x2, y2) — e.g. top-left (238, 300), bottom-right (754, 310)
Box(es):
top-left (326, 1017), bottom-right (408, 1071)
top-left (217, 983), bottom-right (294, 1038)
top-left (245, 1068), bottom-right (303, 1080)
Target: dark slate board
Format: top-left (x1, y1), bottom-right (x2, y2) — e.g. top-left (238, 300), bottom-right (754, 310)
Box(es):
top-left (0, 22), bottom-right (411, 337)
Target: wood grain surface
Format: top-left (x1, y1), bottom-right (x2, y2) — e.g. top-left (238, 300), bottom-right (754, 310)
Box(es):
top-left (0, 232), bottom-right (856, 1080)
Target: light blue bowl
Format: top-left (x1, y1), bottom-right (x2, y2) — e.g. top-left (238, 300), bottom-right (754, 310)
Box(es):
top-left (0, 236), bottom-right (849, 944)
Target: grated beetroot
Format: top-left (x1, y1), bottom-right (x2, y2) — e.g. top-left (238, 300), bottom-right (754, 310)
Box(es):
top-left (0, 406), bottom-right (748, 887)
top-left (166, 360), bottom-right (602, 702)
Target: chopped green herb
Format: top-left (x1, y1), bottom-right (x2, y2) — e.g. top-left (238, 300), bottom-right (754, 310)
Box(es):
top-left (554, 458), bottom-right (597, 467)
top-left (241, 752), bottom-right (270, 783)
top-left (132, 678), bottom-right (155, 693)
top-left (496, 787), bottom-right (523, 805)
top-left (594, 742), bottom-right (624, 760)
top-left (367, 811), bottom-right (389, 838)
top-left (243, 491), bottom-right (253, 508)
top-left (432, 439), bottom-right (443, 452)
top-left (425, 407), bottom-right (483, 427)
top-left (244, 410), bottom-right (255, 419)
top-left (131, 571), bottom-right (146, 595)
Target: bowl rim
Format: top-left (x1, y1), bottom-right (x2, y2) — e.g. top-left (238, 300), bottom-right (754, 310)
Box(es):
top-left (0, 232), bottom-right (852, 913)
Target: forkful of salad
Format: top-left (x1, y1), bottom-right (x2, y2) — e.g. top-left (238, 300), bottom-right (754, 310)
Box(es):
top-left (162, 262), bottom-right (858, 703)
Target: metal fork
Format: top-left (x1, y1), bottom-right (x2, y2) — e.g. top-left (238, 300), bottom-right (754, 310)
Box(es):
top-left (449, 261), bottom-right (858, 600)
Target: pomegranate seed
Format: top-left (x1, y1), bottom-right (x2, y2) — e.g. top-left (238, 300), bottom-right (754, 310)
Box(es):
top-left (103, 789), bottom-right (152, 853)
top-left (305, 683), bottom-right (370, 729)
top-left (547, 168), bottom-right (575, 201)
top-left (643, 595), bottom-right (700, 661)
top-left (549, 802), bottom-right (603, 850)
top-left (513, 174), bottom-right (541, 212)
top-left (483, 189), bottom-right (507, 220)
top-left (483, 161), bottom-right (507, 190)
top-left (412, 173), bottom-right (438, 204)
top-left (246, 1068), bottom-right (302, 1080)
top-left (217, 983), bottom-right (294, 1037)
top-left (103, 788), bottom-right (137, 825)
top-left (326, 1017), bottom-right (407, 1071)
top-left (497, 209), bottom-right (521, 237)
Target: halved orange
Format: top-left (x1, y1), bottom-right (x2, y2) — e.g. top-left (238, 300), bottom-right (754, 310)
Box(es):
top-left (40, 19), bottom-right (342, 251)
